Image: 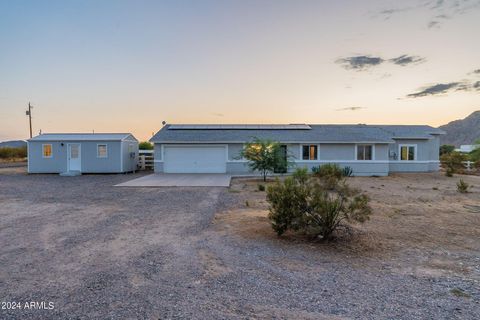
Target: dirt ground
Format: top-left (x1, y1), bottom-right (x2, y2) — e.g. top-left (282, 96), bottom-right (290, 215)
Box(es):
top-left (0, 167), bottom-right (479, 319)
top-left (221, 173), bottom-right (480, 280)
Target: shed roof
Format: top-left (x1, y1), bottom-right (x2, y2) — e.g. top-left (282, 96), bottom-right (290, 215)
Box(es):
top-left (150, 124), bottom-right (444, 144)
top-left (28, 133), bottom-right (137, 142)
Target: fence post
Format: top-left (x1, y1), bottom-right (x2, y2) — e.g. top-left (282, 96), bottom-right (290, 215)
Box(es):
top-left (140, 155), bottom-right (146, 170)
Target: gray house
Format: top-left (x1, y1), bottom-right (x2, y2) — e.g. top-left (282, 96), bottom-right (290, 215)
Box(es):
top-left (27, 133), bottom-right (139, 174)
top-left (150, 124), bottom-right (444, 176)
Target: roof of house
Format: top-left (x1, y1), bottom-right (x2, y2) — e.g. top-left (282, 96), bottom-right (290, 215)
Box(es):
top-left (150, 124), bottom-right (445, 143)
top-left (28, 133), bottom-right (137, 142)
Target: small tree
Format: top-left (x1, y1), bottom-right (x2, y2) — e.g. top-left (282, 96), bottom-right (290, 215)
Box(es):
top-left (139, 141), bottom-right (154, 150)
top-left (439, 144), bottom-right (455, 156)
top-left (440, 152), bottom-right (467, 176)
top-left (239, 138), bottom-right (288, 181)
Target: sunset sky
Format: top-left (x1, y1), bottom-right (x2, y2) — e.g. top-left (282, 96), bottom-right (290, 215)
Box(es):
top-left (1, 0), bottom-right (479, 141)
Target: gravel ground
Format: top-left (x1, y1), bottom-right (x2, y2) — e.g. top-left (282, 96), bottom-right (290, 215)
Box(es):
top-left (0, 170), bottom-right (479, 319)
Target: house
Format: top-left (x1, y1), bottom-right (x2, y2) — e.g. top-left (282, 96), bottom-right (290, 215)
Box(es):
top-left (455, 144), bottom-right (480, 153)
top-left (149, 124), bottom-right (445, 176)
top-left (27, 133), bottom-right (139, 174)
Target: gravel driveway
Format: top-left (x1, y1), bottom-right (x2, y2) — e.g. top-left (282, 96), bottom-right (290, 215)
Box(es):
top-left (0, 170), bottom-right (478, 319)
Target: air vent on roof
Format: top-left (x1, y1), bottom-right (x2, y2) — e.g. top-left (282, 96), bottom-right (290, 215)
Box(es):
top-left (168, 124), bottom-right (311, 130)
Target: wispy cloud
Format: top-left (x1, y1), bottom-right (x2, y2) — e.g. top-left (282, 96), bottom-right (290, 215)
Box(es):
top-left (407, 82), bottom-right (461, 98)
top-left (211, 113), bottom-right (224, 117)
top-left (337, 54), bottom-right (426, 71)
top-left (390, 55), bottom-right (426, 66)
top-left (406, 80), bottom-right (478, 98)
top-left (375, 0), bottom-right (480, 28)
top-left (473, 69), bottom-right (480, 74)
top-left (335, 55), bottom-right (384, 71)
top-left (336, 107), bottom-right (365, 111)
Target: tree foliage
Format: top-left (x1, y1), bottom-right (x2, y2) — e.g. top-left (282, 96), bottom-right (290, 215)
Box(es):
top-left (266, 169), bottom-right (372, 240)
top-left (440, 151), bottom-right (467, 176)
top-left (439, 144), bottom-right (455, 156)
top-left (139, 141), bottom-right (154, 150)
top-left (239, 138), bottom-right (288, 181)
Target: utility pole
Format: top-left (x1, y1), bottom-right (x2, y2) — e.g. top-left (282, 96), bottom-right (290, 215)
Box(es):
top-left (26, 102), bottom-right (33, 138)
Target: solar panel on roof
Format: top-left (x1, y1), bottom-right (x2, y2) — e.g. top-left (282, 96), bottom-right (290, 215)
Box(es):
top-left (168, 124), bottom-right (311, 130)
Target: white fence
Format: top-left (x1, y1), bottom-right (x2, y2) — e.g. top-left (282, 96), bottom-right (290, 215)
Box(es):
top-left (463, 161), bottom-right (475, 172)
top-left (138, 150), bottom-right (154, 170)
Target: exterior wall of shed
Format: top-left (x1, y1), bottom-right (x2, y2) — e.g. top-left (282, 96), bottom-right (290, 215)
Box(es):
top-left (28, 140), bottom-right (131, 173)
top-left (388, 137), bottom-right (440, 172)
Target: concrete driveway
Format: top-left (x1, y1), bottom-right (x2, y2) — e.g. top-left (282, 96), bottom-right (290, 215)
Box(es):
top-left (115, 173), bottom-right (232, 187)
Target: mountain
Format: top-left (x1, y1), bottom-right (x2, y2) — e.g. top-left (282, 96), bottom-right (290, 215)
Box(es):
top-left (0, 140), bottom-right (27, 148)
top-left (439, 111), bottom-right (480, 147)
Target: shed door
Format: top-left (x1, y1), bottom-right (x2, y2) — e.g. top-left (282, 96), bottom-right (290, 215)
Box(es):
top-left (68, 143), bottom-right (81, 171)
top-left (164, 146), bottom-right (226, 173)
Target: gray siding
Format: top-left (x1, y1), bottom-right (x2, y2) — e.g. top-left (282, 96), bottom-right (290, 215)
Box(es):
top-left (388, 137), bottom-right (440, 172)
top-left (152, 141), bottom-right (432, 176)
top-left (121, 139), bottom-right (139, 172)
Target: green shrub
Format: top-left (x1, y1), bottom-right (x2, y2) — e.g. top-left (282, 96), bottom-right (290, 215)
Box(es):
top-left (311, 164), bottom-right (344, 190)
top-left (440, 152), bottom-right (467, 176)
top-left (292, 167), bottom-right (309, 184)
top-left (139, 141), bottom-right (153, 150)
top-left (342, 166), bottom-right (353, 177)
top-left (456, 179), bottom-right (470, 193)
top-left (440, 144), bottom-right (455, 156)
top-left (266, 175), bottom-right (371, 240)
top-left (0, 146), bottom-right (27, 159)
top-left (257, 184), bottom-right (265, 191)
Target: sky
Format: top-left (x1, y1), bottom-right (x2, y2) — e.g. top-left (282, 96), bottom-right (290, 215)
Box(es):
top-left (0, 0), bottom-right (479, 141)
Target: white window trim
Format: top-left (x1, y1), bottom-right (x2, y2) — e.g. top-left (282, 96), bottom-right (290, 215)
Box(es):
top-left (355, 144), bottom-right (375, 161)
top-left (399, 144), bottom-right (417, 161)
top-left (299, 144), bottom-right (320, 161)
top-left (97, 144), bottom-right (108, 158)
top-left (42, 144), bottom-right (53, 158)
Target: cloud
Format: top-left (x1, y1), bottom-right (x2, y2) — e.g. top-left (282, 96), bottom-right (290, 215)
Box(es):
top-left (473, 69), bottom-right (480, 74)
top-left (336, 54), bottom-right (426, 71)
top-left (390, 55), bottom-right (426, 66)
top-left (336, 55), bottom-right (384, 71)
top-left (427, 20), bottom-right (441, 28)
top-left (336, 107), bottom-right (365, 111)
top-left (211, 113), bottom-right (224, 117)
top-left (406, 80), bottom-right (479, 98)
top-left (407, 82), bottom-right (461, 98)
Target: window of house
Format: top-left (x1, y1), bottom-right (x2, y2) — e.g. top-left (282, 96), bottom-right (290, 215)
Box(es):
top-left (357, 145), bottom-right (373, 160)
top-left (42, 144), bottom-right (52, 158)
top-left (97, 144), bottom-right (108, 158)
top-left (400, 145), bottom-right (416, 161)
top-left (302, 145), bottom-right (318, 160)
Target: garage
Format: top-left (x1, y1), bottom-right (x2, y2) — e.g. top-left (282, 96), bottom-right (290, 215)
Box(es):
top-left (163, 145), bottom-right (227, 173)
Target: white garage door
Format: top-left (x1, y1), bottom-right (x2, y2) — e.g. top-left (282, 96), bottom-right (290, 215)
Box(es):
top-left (163, 146), bottom-right (227, 173)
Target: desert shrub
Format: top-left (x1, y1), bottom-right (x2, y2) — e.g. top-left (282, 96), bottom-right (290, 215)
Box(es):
top-left (311, 163), bottom-right (344, 190)
top-left (440, 152), bottom-right (467, 176)
top-left (456, 179), bottom-right (470, 193)
top-left (342, 166), bottom-right (353, 177)
top-left (292, 167), bottom-right (309, 184)
top-left (0, 146), bottom-right (27, 159)
top-left (266, 175), bottom-right (371, 240)
top-left (139, 141), bottom-right (153, 150)
top-left (257, 184), bottom-right (265, 191)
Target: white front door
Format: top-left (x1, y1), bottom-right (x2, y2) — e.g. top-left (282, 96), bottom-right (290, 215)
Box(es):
top-left (164, 146), bottom-right (227, 173)
top-left (68, 143), bottom-right (81, 171)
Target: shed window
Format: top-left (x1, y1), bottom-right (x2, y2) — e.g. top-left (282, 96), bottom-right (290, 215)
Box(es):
top-left (97, 144), bottom-right (108, 158)
top-left (302, 145), bottom-right (318, 160)
top-left (42, 144), bottom-right (52, 158)
top-left (400, 145), bottom-right (416, 161)
top-left (357, 145), bottom-right (373, 160)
